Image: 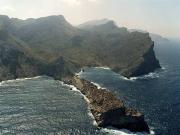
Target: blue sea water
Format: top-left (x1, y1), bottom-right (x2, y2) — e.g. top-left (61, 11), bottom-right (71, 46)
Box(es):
top-left (0, 40), bottom-right (179, 135)
top-left (80, 40), bottom-right (180, 135)
top-left (0, 77), bottom-right (101, 135)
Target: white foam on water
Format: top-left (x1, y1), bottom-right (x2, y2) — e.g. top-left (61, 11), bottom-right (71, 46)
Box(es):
top-left (134, 72), bottom-right (159, 80)
top-left (94, 66), bottom-right (111, 70)
top-left (75, 69), bottom-right (84, 76)
top-left (60, 81), bottom-right (155, 135)
top-left (75, 69), bottom-right (107, 90)
top-left (119, 71), bottom-right (160, 81)
top-left (76, 66), bottom-right (164, 82)
top-left (60, 81), bottom-right (98, 126)
top-left (91, 82), bottom-right (106, 89)
top-left (0, 76), bottom-right (42, 86)
top-left (101, 128), bottom-right (140, 135)
top-left (150, 130), bottom-right (155, 135)
top-left (101, 128), bottom-right (155, 135)
top-left (75, 67), bottom-right (111, 77)
top-left (119, 76), bottom-right (136, 82)
top-left (161, 66), bottom-right (166, 70)
top-left (60, 81), bottom-right (80, 93)
top-left (126, 66), bottom-right (167, 81)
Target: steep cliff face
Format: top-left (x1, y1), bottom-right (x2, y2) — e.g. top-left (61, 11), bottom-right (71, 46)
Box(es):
top-left (123, 44), bottom-right (161, 77)
top-left (0, 15), bottom-right (160, 134)
top-left (0, 15), bottom-right (161, 80)
top-left (117, 42), bottom-right (161, 77)
top-left (78, 21), bottom-right (161, 78)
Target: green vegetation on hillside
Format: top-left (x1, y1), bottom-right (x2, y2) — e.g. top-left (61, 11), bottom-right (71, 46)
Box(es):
top-left (0, 15), bottom-right (160, 81)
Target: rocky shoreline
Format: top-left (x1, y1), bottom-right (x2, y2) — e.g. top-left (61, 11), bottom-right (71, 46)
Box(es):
top-left (0, 74), bottom-right (150, 133)
top-left (0, 15), bottom-right (161, 81)
top-left (63, 76), bottom-right (150, 133)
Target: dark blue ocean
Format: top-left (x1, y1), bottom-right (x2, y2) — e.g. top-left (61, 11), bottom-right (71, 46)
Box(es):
top-left (80, 40), bottom-right (180, 135)
top-left (0, 40), bottom-right (179, 135)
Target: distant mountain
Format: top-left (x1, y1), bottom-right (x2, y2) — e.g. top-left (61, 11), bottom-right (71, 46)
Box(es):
top-left (129, 29), bottom-right (169, 43)
top-left (78, 18), bottom-right (115, 29)
top-left (149, 33), bottom-right (169, 43)
top-left (0, 15), bottom-right (161, 81)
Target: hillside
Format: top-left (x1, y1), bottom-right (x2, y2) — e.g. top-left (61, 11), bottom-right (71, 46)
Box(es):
top-left (129, 29), bottom-right (169, 43)
top-left (0, 29), bottom-right (41, 81)
top-left (0, 15), bottom-right (161, 81)
top-left (78, 18), bottom-right (113, 29)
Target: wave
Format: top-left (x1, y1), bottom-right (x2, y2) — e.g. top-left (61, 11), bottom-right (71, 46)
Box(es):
top-left (75, 67), bottom-right (111, 76)
top-left (161, 66), bottom-right (166, 70)
top-left (119, 76), bottom-right (136, 81)
top-left (75, 69), bottom-right (84, 76)
top-left (101, 127), bottom-right (155, 135)
top-left (0, 76), bottom-right (42, 86)
top-left (90, 82), bottom-right (106, 89)
top-left (60, 81), bottom-right (154, 135)
top-left (120, 69), bottom-right (164, 81)
top-left (76, 66), bottom-right (164, 82)
top-left (60, 81), bottom-right (98, 126)
top-left (131, 72), bottom-right (160, 80)
top-left (94, 66), bottom-right (111, 70)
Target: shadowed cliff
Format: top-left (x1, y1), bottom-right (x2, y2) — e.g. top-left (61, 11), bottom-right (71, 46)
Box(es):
top-left (0, 15), bottom-right (161, 81)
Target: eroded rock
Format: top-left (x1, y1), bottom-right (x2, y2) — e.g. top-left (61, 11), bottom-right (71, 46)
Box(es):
top-left (64, 76), bottom-right (150, 133)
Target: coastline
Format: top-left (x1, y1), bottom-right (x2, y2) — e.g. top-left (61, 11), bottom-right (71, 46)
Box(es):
top-left (63, 75), bottom-right (150, 133)
top-left (0, 75), bottom-right (151, 134)
top-left (60, 81), bottom-right (98, 126)
top-left (61, 76), bottom-right (155, 135)
top-left (0, 67), bottom-right (157, 134)
top-left (0, 76), bottom-right (42, 86)
top-left (121, 66), bottom-right (165, 81)
top-left (85, 66), bottom-right (164, 81)
top-left (70, 68), bottom-right (162, 134)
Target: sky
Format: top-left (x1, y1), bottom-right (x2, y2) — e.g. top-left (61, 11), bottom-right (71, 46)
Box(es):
top-left (0, 0), bottom-right (179, 39)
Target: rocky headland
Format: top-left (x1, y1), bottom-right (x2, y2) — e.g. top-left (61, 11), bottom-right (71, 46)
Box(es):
top-left (0, 15), bottom-right (160, 133)
top-left (0, 15), bottom-right (160, 81)
top-left (63, 76), bottom-right (150, 133)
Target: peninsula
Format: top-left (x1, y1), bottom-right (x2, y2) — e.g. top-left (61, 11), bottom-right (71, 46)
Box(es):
top-left (0, 15), bottom-right (161, 133)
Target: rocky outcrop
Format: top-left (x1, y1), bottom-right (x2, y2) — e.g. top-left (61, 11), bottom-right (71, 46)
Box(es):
top-left (0, 15), bottom-right (155, 133)
top-left (0, 15), bottom-right (161, 80)
top-left (119, 43), bottom-right (161, 77)
top-left (63, 76), bottom-right (150, 133)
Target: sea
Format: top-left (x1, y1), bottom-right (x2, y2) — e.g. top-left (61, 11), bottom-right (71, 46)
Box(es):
top-left (0, 39), bottom-right (180, 135)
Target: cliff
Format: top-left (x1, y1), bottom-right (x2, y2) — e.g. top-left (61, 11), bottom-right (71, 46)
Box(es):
top-left (0, 15), bottom-right (160, 80)
top-left (0, 15), bottom-right (158, 133)
top-left (63, 76), bottom-right (150, 133)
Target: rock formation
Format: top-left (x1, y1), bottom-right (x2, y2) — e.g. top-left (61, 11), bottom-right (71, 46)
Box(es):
top-left (0, 15), bottom-right (161, 81)
top-left (63, 76), bottom-right (150, 133)
top-left (0, 15), bottom-right (158, 133)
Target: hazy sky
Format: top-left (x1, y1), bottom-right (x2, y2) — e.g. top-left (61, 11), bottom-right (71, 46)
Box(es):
top-left (0, 0), bottom-right (179, 38)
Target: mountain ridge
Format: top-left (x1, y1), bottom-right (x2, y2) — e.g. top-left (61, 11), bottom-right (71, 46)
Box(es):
top-left (78, 18), bottom-right (116, 29)
top-left (129, 28), bottom-right (169, 43)
top-left (0, 15), bottom-right (161, 81)
top-left (0, 14), bottom-right (161, 133)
